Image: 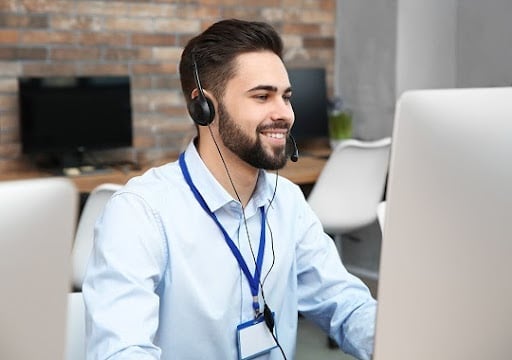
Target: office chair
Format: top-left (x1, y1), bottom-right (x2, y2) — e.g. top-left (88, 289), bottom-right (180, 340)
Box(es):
top-left (71, 183), bottom-right (122, 291)
top-left (307, 138), bottom-right (391, 256)
top-left (66, 292), bottom-right (86, 360)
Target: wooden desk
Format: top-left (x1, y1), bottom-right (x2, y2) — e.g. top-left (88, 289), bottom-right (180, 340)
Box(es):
top-left (0, 154), bottom-right (328, 193)
top-left (279, 155), bottom-right (327, 185)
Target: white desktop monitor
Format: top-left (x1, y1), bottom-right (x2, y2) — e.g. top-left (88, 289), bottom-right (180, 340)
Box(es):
top-left (374, 87), bottom-right (512, 360)
top-left (0, 177), bottom-right (78, 360)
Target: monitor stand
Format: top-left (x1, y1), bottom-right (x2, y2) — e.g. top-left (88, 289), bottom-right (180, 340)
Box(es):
top-left (32, 149), bottom-right (113, 176)
top-left (61, 165), bottom-right (113, 177)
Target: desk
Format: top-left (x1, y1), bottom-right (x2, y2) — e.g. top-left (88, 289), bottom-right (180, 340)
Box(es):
top-left (0, 153), bottom-right (328, 194)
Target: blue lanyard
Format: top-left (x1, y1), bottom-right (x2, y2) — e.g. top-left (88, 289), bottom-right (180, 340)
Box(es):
top-left (179, 153), bottom-right (266, 315)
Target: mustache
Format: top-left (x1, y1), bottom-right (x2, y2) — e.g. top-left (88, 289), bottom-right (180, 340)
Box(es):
top-left (257, 122), bottom-right (290, 132)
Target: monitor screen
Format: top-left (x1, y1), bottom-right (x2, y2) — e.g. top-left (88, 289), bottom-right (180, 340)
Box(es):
top-left (287, 67), bottom-right (329, 142)
top-left (18, 76), bottom-right (133, 162)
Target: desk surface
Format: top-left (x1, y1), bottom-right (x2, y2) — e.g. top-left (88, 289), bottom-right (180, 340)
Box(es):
top-left (0, 152), bottom-right (328, 193)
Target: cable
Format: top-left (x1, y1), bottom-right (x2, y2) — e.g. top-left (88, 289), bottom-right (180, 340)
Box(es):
top-left (261, 171), bottom-right (278, 287)
top-left (261, 172), bottom-right (287, 359)
top-left (264, 303), bottom-right (287, 359)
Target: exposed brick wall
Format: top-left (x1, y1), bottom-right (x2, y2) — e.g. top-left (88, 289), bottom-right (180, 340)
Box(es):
top-left (0, 0), bottom-right (336, 172)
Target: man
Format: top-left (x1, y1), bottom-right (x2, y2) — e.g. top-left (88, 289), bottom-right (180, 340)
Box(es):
top-left (83, 18), bottom-right (376, 360)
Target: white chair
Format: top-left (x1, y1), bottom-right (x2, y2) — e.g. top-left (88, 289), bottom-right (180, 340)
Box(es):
top-left (66, 292), bottom-right (86, 360)
top-left (71, 183), bottom-right (122, 291)
top-left (307, 138), bottom-right (391, 255)
top-left (377, 201), bottom-right (387, 233)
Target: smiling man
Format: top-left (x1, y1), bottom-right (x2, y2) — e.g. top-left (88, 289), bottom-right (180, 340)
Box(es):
top-left (83, 19), bottom-right (377, 360)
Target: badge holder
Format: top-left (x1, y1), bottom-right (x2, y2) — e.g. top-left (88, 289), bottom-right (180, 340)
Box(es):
top-left (237, 314), bottom-right (278, 360)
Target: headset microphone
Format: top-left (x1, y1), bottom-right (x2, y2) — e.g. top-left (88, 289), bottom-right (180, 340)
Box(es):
top-left (288, 134), bottom-right (299, 162)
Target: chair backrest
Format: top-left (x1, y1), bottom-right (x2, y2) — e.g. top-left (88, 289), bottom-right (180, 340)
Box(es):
top-left (307, 138), bottom-right (391, 234)
top-left (65, 292), bottom-right (86, 360)
top-left (71, 183), bottom-right (122, 290)
top-left (377, 201), bottom-right (387, 233)
top-left (0, 177), bottom-right (78, 360)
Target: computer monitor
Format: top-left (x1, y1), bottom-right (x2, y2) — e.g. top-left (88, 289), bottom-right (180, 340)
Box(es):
top-left (0, 177), bottom-right (78, 360)
top-left (374, 87), bottom-right (512, 360)
top-left (18, 76), bottom-right (133, 169)
top-left (287, 67), bottom-right (330, 143)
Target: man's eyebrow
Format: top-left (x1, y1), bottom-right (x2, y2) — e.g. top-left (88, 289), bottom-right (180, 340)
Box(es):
top-left (246, 85), bottom-right (292, 93)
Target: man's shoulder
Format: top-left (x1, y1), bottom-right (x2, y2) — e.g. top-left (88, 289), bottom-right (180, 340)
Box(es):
top-left (121, 161), bottom-right (185, 199)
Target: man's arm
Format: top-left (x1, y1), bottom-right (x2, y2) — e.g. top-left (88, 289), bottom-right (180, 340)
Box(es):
top-left (296, 205), bottom-right (377, 360)
top-left (83, 192), bottom-right (167, 359)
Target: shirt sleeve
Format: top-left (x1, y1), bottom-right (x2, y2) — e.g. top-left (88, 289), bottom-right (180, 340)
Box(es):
top-left (295, 202), bottom-right (377, 360)
top-left (82, 191), bottom-right (167, 360)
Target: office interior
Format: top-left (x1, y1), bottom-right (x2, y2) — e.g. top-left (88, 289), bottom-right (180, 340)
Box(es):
top-left (1, 1), bottom-right (511, 359)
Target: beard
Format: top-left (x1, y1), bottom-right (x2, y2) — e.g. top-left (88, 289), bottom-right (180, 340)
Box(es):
top-left (217, 101), bottom-right (290, 170)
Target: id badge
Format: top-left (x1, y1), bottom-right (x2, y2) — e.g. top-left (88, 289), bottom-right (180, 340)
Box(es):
top-left (236, 314), bottom-right (278, 360)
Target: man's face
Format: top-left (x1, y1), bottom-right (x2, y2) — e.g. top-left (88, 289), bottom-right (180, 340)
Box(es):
top-left (217, 51), bottom-right (294, 170)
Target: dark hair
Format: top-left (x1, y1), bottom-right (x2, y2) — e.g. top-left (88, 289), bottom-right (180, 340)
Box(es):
top-left (179, 19), bottom-right (283, 106)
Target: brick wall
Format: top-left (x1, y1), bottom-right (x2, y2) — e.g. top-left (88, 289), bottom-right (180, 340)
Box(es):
top-left (0, 0), bottom-right (336, 172)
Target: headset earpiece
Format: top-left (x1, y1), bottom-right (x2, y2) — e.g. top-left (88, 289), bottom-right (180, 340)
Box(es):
top-left (188, 95), bottom-right (215, 126)
top-left (188, 54), bottom-right (215, 126)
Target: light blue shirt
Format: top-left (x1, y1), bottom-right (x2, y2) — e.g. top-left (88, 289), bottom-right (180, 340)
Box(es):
top-left (83, 141), bottom-right (376, 360)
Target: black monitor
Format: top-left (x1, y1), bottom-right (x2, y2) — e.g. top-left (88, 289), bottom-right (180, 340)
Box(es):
top-left (287, 67), bottom-right (329, 143)
top-left (18, 76), bottom-right (132, 169)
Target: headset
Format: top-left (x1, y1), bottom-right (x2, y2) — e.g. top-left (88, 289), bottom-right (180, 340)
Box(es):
top-left (188, 53), bottom-right (215, 126)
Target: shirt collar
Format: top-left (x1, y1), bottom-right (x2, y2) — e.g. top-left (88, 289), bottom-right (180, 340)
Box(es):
top-left (182, 140), bottom-right (276, 215)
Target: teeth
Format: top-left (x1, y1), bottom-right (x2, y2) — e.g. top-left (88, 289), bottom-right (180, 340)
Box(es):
top-left (266, 133), bottom-right (285, 139)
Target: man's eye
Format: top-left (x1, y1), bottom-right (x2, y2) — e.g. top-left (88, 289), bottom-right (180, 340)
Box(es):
top-left (255, 94), bottom-right (268, 101)
top-left (283, 95), bottom-right (292, 103)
